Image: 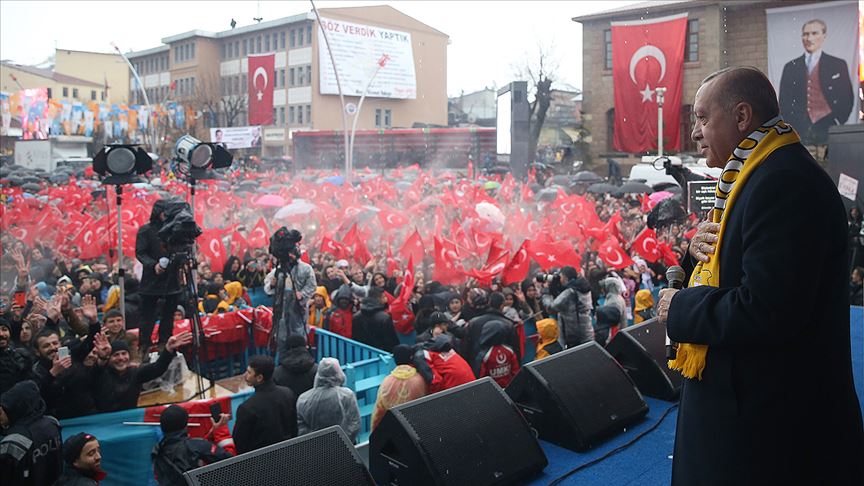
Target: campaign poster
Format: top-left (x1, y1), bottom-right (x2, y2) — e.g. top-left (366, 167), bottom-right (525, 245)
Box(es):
top-left (210, 126), bottom-right (262, 149)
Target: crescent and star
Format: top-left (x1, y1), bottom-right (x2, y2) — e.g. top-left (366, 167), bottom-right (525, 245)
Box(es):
top-left (628, 44), bottom-right (667, 104)
top-left (253, 67), bottom-right (268, 102)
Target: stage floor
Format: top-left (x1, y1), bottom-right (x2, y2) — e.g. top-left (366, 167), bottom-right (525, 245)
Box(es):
top-left (136, 374), bottom-right (248, 407)
top-left (525, 306), bottom-right (864, 485)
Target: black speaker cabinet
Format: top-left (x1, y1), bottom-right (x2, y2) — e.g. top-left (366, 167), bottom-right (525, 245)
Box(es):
top-left (505, 341), bottom-right (648, 451)
top-left (606, 317), bottom-right (683, 401)
top-left (183, 426), bottom-right (374, 486)
top-left (370, 377), bottom-right (547, 486)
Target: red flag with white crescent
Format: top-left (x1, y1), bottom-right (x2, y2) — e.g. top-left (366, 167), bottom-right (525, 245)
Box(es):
top-left (199, 229), bottom-right (228, 273)
top-left (433, 237), bottom-right (464, 285)
top-left (247, 218), bottom-right (270, 249)
top-left (598, 238), bottom-right (635, 270)
top-left (248, 54), bottom-right (275, 125)
top-left (612, 13), bottom-right (687, 152)
top-left (630, 227), bottom-right (662, 263)
top-left (399, 229), bottom-right (425, 265)
top-left (502, 240), bottom-right (531, 285)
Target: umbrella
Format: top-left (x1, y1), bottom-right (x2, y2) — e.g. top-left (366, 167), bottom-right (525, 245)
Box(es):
top-left (253, 194), bottom-right (287, 208)
top-left (485, 167), bottom-right (510, 175)
top-left (586, 182), bottom-right (619, 194)
top-left (535, 187), bottom-right (560, 202)
top-left (574, 170), bottom-right (603, 182)
top-left (22, 183), bottom-right (41, 193)
top-left (321, 175), bottom-right (345, 186)
top-left (395, 181), bottom-right (412, 190)
top-left (545, 175), bottom-right (572, 187)
top-left (649, 191), bottom-right (675, 206)
top-left (274, 199), bottom-right (317, 219)
top-left (482, 181), bottom-right (501, 190)
top-left (475, 201), bottom-right (505, 232)
top-left (647, 198), bottom-right (687, 229)
top-left (620, 181), bottom-right (653, 194)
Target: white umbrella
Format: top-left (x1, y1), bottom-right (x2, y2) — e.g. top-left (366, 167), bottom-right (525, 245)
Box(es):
top-left (274, 199), bottom-right (317, 219)
top-left (475, 201), bottom-right (505, 232)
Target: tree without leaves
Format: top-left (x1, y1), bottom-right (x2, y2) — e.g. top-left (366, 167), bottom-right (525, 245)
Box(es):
top-left (513, 42), bottom-right (559, 162)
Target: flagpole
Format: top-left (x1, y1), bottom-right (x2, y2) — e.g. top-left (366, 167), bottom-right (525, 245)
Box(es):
top-left (655, 87), bottom-right (666, 157)
top-left (116, 185), bottom-right (126, 321)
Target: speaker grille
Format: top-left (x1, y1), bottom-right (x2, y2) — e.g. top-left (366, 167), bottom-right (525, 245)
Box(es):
top-left (184, 426), bottom-right (373, 486)
top-left (395, 379), bottom-right (540, 484)
top-left (528, 342), bottom-right (646, 442)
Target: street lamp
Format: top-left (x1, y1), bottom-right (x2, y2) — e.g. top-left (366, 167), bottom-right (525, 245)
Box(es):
top-left (655, 87), bottom-right (667, 157)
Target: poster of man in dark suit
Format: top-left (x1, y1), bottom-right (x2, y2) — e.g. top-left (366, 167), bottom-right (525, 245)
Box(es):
top-left (778, 19), bottom-right (854, 144)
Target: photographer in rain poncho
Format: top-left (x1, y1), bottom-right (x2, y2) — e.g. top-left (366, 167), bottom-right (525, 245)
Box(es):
top-left (295, 358), bottom-right (360, 443)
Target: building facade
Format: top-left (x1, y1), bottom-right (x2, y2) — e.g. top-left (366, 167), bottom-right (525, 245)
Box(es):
top-left (53, 49), bottom-right (130, 104)
top-left (0, 62), bottom-right (107, 104)
top-left (126, 5), bottom-right (448, 156)
top-left (573, 0), bottom-right (839, 163)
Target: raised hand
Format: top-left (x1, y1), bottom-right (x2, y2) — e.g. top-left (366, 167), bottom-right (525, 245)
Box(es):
top-left (81, 295), bottom-right (99, 324)
top-left (93, 332), bottom-right (112, 359)
top-left (166, 331), bottom-right (194, 352)
top-left (46, 295), bottom-right (63, 322)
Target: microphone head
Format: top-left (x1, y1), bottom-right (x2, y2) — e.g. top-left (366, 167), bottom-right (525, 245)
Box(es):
top-left (666, 265), bottom-right (686, 289)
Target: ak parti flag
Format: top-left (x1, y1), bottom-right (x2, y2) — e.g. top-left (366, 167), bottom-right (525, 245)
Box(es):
top-left (247, 54), bottom-right (275, 125)
top-left (611, 13), bottom-right (687, 152)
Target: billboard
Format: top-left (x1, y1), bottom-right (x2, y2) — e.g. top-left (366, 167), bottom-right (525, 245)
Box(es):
top-left (317, 17), bottom-right (417, 99)
top-left (496, 89), bottom-right (511, 155)
top-left (209, 126), bottom-right (262, 149)
top-left (766, 1), bottom-right (859, 144)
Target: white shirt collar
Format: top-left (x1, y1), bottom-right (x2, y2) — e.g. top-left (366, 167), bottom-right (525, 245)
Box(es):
top-left (806, 50), bottom-right (822, 65)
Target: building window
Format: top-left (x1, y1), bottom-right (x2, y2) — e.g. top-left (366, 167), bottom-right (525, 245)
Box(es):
top-left (265, 35), bottom-right (271, 52)
top-left (290, 29), bottom-right (296, 48)
top-left (298, 66), bottom-right (305, 85)
top-left (604, 29), bottom-right (612, 70)
top-left (273, 33), bottom-right (279, 51)
top-left (306, 105), bottom-right (311, 125)
top-left (306, 24), bottom-right (312, 44)
top-left (190, 77), bottom-right (195, 93)
top-left (686, 19), bottom-right (699, 62)
top-left (243, 39), bottom-right (248, 55)
top-left (298, 28), bottom-right (304, 46)
top-left (289, 68), bottom-right (295, 86)
top-left (234, 41), bottom-right (239, 58)
top-left (280, 31), bottom-right (286, 49)
top-left (241, 75), bottom-right (247, 93)
top-left (306, 65), bottom-right (312, 85)
top-left (101, 91), bottom-right (106, 101)
top-left (384, 109), bottom-right (391, 128)
top-left (298, 105), bottom-right (303, 124)
top-left (279, 106), bottom-right (285, 126)
top-left (606, 108), bottom-right (615, 152)
top-left (375, 108), bottom-right (382, 127)
top-left (221, 44), bottom-right (226, 59)
top-left (72, 88), bottom-right (78, 98)
top-left (46, 87), bottom-right (52, 98)
top-left (279, 69), bottom-right (285, 88)
top-left (256, 36), bottom-right (262, 52)
top-left (91, 90), bottom-right (96, 100)
top-left (289, 106), bottom-right (295, 124)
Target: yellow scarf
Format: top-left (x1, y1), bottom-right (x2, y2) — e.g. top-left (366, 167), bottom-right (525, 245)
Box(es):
top-left (668, 116), bottom-right (799, 380)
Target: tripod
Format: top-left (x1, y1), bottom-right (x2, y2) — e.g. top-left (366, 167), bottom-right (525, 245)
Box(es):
top-left (173, 250), bottom-right (215, 398)
top-left (268, 258), bottom-right (308, 358)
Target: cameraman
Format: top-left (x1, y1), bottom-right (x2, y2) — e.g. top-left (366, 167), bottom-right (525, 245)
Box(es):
top-left (542, 266), bottom-right (594, 347)
top-left (264, 229), bottom-right (317, 357)
top-left (135, 200), bottom-right (182, 361)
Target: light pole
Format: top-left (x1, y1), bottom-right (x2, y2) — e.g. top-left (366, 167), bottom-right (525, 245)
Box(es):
top-left (655, 87), bottom-right (666, 157)
top-left (111, 42), bottom-right (157, 155)
top-left (348, 54), bottom-right (390, 174)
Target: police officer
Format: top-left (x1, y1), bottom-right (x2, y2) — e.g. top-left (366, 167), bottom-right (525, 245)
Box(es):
top-left (0, 380), bottom-right (63, 486)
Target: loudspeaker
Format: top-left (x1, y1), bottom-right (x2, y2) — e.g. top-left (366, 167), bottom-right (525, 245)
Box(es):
top-left (505, 341), bottom-right (648, 451)
top-left (183, 426), bottom-right (374, 486)
top-left (606, 317), bottom-right (683, 401)
top-left (370, 377), bottom-right (547, 486)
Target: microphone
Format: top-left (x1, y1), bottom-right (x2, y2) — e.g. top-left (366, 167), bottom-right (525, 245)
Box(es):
top-left (665, 265), bottom-right (686, 360)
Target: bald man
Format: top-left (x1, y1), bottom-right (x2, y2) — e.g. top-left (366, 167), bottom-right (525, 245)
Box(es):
top-left (658, 67), bottom-right (863, 485)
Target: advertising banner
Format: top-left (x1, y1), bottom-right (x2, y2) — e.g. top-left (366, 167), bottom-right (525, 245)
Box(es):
top-left (210, 126), bottom-right (262, 149)
top-left (317, 17), bottom-right (417, 99)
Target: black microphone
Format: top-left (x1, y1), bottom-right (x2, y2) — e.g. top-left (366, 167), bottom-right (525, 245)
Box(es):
top-left (665, 265), bottom-right (686, 360)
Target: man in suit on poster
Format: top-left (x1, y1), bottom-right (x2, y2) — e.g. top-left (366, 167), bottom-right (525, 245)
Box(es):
top-left (778, 18), bottom-right (853, 144)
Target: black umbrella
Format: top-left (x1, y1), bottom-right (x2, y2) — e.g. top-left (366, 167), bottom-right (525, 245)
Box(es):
top-left (620, 181), bottom-right (653, 194)
top-left (586, 182), bottom-right (619, 194)
top-left (545, 175), bottom-right (572, 187)
top-left (7, 177), bottom-right (24, 186)
top-left (647, 197), bottom-right (687, 229)
top-left (535, 187), bottom-right (560, 202)
top-left (22, 182), bottom-right (41, 192)
top-left (574, 170), bottom-right (602, 182)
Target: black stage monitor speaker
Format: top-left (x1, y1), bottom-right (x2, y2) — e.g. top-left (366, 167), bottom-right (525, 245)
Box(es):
top-left (183, 426), bottom-right (374, 486)
top-left (505, 341), bottom-right (648, 451)
top-left (606, 317), bottom-right (683, 401)
top-left (370, 377), bottom-right (547, 486)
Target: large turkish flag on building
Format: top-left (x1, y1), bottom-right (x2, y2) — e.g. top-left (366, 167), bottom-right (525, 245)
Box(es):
top-left (612, 13), bottom-right (687, 153)
top-left (248, 54), bottom-right (275, 125)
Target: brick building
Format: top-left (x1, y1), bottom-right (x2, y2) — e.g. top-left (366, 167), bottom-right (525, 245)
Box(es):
top-left (126, 5), bottom-right (448, 157)
top-left (572, 0), bottom-right (834, 164)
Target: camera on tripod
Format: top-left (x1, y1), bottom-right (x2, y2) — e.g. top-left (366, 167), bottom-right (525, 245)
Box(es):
top-left (156, 200), bottom-right (203, 262)
top-left (536, 271), bottom-right (564, 295)
top-left (269, 227), bottom-right (303, 266)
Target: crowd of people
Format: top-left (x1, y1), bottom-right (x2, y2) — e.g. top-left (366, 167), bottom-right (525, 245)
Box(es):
top-left (1, 150), bottom-right (862, 484)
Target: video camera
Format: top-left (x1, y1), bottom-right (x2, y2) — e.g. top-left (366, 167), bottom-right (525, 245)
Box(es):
top-left (269, 227), bottom-right (302, 264)
top-left (536, 271), bottom-right (564, 296)
top-left (156, 200), bottom-right (202, 256)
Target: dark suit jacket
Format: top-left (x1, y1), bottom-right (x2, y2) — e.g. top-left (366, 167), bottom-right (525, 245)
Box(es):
top-left (232, 381), bottom-right (298, 454)
top-left (668, 142), bottom-right (864, 485)
top-left (778, 52), bottom-right (854, 142)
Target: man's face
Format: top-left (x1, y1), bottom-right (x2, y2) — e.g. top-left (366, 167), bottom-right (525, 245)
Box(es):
top-left (37, 333), bottom-right (60, 360)
top-left (173, 311), bottom-right (185, 322)
top-left (31, 249), bottom-right (43, 260)
top-left (801, 22), bottom-right (826, 54)
top-left (691, 80), bottom-right (744, 169)
top-left (0, 327), bottom-right (10, 349)
top-left (243, 366), bottom-right (262, 387)
top-left (109, 350), bottom-right (130, 372)
top-left (351, 269), bottom-right (365, 283)
top-left (325, 267), bottom-right (337, 279)
top-left (105, 316), bottom-right (124, 334)
top-left (73, 440), bottom-right (102, 473)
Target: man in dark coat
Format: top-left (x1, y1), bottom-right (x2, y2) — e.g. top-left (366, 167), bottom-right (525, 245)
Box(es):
top-left (56, 433), bottom-right (106, 485)
top-left (152, 405), bottom-right (233, 486)
top-left (0, 318), bottom-right (31, 398)
top-left (460, 292), bottom-right (520, 374)
top-left (778, 19), bottom-right (853, 144)
top-left (352, 287), bottom-right (399, 353)
top-left (0, 380), bottom-right (63, 486)
top-left (659, 67), bottom-right (864, 485)
top-left (136, 199), bottom-right (183, 360)
top-left (233, 355), bottom-right (298, 454)
top-left (273, 334), bottom-right (318, 398)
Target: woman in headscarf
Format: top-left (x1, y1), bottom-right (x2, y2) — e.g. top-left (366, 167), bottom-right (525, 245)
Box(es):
top-left (534, 318), bottom-right (563, 360)
top-left (307, 286), bottom-right (331, 328)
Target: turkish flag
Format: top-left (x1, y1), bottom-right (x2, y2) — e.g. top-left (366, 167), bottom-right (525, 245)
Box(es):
top-left (630, 227), bottom-right (662, 263)
top-left (399, 229), bottom-right (425, 265)
top-left (341, 224), bottom-right (372, 265)
top-left (658, 242), bottom-right (681, 266)
top-left (199, 229), bottom-right (227, 273)
top-left (378, 208), bottom-right (409, 231)
top-left (433, 237), bottom-right (464, 285)
top-left (612, 13), bottom-right (687, 152)
top-left (248, 54), bottom-right (275, 125)
top-left (385, 244), bottom-right (398, 276)
top-left (502, 240), bottom-right (531, 285)
top-left (247, 218), bottom-right (269, 249)
top-left (598, 238), bottom-right (635, 270)
top-left (231, 231), bottom-right (249, 258)
top-left (320, 236), bottom-right (346, 260)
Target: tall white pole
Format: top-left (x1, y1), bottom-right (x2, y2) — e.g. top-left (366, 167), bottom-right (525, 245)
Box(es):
top-left (112, 43), bottom-right (156, 154)
top-left (310, 1), bottom-right (352, 183)
top-left (349, 56), bottom-right (388, 174)
top-left (656, 87), bottom-right (666, 157)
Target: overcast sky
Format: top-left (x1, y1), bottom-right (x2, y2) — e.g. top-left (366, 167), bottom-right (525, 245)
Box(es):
top-left (0, 0), bottom-right (642, 97)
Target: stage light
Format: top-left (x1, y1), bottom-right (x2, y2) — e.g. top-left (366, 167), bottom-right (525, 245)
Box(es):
top-left (92, 144), bottom-right (153, 185)
top-left (174, 134), bottom-right (232, 170)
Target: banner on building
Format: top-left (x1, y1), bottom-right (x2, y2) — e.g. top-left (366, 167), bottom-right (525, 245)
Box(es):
top-left (248, 54), bottom-right (275, 125)
top-left (317, 16), bottom-right (417, 99)
top-left (210, 126), bottom-right (262, 149)
top-left (766, 1), bottom-right (859, 144)
top-left (611, 13), bottom-right (687, 153)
